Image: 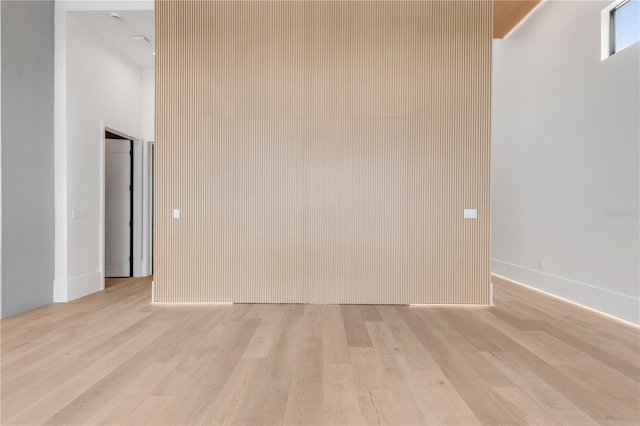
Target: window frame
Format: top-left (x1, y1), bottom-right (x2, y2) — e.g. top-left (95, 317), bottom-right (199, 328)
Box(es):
top-left (601, 0), bottom-right (638, 60)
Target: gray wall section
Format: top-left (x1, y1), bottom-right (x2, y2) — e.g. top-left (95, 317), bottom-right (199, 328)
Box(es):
top-left (1, 0), bottom-right (55, 318)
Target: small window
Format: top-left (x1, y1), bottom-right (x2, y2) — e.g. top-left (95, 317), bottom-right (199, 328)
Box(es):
top-left (602, 0), bottom-right (640, 60)
top-left (613, 0), bottom-right (640, 53)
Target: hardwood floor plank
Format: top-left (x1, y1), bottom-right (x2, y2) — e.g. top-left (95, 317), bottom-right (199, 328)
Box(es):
top-left (397, 307), bottom-right (522, 425)
top-left (40, 350), bottom-right (166, 426)
top-left (481, 333), bottom-right (634, 424)
top-left (199, 357), bottom-right (266, 425)
top-left (341, 305), bottom-right (373, 348)
top-left (493, 276), bottom-right (640, 356)
top-left (161, 317), bottom-right (261, 424)
top-left (323, 363), bottom-right (363, 425)
top-left (429, 303), bottom-right (603, 426)
top-left (349, 347), bottom-right (387, 391)
top-left (472, 308), bottom-right (636, 424)
top-left (433, 308), bottom-right (504, 353)
top-left (124, 395), bottom-right (182, 425)
top-left (224, 303), bottom-right (254, 322)
top-left (356, 389), bottom-right (402, 426)
top-left (244, 306), bottom-right (304, 425)
top-left (283, 305), bottom-right (324, 425)
top-left (323, 305), bottom-right (351, 364)
top-left (1, 369), bottom-right (82, 420)
top-left (413, 369), bottom-right (482, 425)
top-left (365, 320), bottom-right (441, 425)
top-left (154, 315), bottom-right (232, 396)
top-left (376, 306), bottom-right (441, 371)
top-left (4, 321), bottom-right (169, 425)
top-left (480, 351), bottom-right (599, 425)
top-left (1, 308), bottom-right (150, 374)
top-left (359, 305), bottom-right (383, 322)
top-left (149, 308), bottom-right (231, 364)
top-left (84, 362), bottom-right (179, 425)
top-left (556, 362), bottom-right (640, 423)
top-left (412, 308), bottom-right (516, 388)
top-left (489, 387), bottom-right (560, 425)
top-left (526, 318), bottom-right (640, 381)
top-left (242, 305), bottom-right (286, 358)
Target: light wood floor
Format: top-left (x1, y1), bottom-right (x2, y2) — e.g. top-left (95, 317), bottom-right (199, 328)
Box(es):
top-left (1, 276), bottom-right (638, 425)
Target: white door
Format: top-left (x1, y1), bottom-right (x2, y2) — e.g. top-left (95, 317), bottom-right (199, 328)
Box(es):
top-left (105, 139), bottom-right (132, 277)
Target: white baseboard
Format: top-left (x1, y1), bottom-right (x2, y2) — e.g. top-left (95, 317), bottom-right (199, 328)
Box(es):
top-left (492, 259), bottom-right (639, 326)
top-left (53, 278), bottom-right (68, 303)
top-left (54, 271), bottom-right (102, 302)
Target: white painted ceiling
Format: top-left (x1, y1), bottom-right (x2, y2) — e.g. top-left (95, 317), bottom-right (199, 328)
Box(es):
top-left (71, 10), bottom-right (155, 70)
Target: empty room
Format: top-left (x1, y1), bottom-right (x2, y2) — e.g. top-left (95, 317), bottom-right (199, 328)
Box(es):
top-left (1, 0), bottom-right (638, 425)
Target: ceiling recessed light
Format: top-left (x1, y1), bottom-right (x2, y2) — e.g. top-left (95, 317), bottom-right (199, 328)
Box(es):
top-left (110, 12), bottom-right (123, 22)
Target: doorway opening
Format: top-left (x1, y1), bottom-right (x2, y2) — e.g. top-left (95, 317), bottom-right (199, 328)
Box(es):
top-left (104, 130), bottom-right (133, 278)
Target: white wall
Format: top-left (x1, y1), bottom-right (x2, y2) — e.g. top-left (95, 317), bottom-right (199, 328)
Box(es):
top-left (492, 0), bottom-right (639, 324)
top-left (141, 69), bottom-right (155, 277)
top-left (55, 1), bottom-right (154, 302)
top-left (141, 69), bottom-right (155, 143)
top-left (58, 11), bottom-right (142, 300)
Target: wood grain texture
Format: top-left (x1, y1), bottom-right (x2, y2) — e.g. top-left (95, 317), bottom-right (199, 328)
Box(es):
top-left (2, 276), bottom-right (639, 425)
top-left (493, 0), bottom-right (543, 38)
top-left (154, 0), bottom-right (492, 304)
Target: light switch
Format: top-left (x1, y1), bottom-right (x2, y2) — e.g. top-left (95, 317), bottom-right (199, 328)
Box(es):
top-left (173, 209), bottom-right (180, 219)
top-left (464, 209), bottom-right (477, 219)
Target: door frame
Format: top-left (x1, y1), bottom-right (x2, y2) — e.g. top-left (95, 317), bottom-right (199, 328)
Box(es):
top-left (100, 124), bottom-right (143, 288)
top-left (145, 141), bottom-right (154, 275)
top-left (104, 134), bottom-right (133, 278)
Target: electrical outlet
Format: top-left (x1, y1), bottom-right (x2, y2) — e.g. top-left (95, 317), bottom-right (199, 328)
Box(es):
top-left (538, 259), bottom-right (544, 269)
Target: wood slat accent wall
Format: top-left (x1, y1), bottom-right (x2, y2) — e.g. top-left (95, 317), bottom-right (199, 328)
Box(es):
top-left (155, 0), bottom-right (492, 304)
top-left (493, 0), bottom-right (542, 38)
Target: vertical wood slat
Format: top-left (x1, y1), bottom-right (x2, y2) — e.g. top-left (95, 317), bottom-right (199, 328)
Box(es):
top-left (155, 0), bottom-right (492, 304)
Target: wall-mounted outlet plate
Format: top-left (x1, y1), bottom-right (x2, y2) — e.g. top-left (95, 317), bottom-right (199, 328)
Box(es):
top-left (71, 209), bottom-right (87, 219)
top-left (464, 209), bottom-right (478, 219)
